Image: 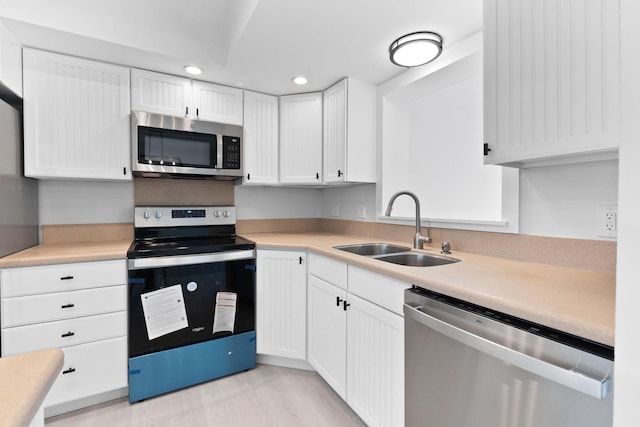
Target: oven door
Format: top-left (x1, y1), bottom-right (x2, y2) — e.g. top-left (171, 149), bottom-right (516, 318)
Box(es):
top-left (127, 250), bottom-right (255, 358)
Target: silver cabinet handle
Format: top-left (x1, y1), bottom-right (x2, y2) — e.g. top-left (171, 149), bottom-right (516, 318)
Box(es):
top-left (128, 249), bottom-right (255, 270)
top-left (404, 304), bottom-right (611, 399)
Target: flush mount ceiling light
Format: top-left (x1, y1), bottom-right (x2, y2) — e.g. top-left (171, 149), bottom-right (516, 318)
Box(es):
top-left (184, 65), bottom-right (203, 75)
top-left (389, 31), bottom-right (443, 67)
top-left (292, 76), bottom-right (308, 85)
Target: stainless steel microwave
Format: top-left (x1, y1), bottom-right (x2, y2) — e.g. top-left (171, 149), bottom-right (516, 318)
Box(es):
top-left (131, 111), bottom-right (243, 179)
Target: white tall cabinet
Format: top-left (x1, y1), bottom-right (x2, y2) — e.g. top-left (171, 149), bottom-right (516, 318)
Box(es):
top-left (256, 250), bottom-right (307, 360)
top-left (131, 68), bottom-right (243, 125)
top-left (23, 49), bottom-right (131, 181)
top-left (0, 21), bottom-right (23, 99)
top-left (243, 91), bottom-right (279, 185)
top-left (323, 78), bottom-right (376, 183)
top-left (483, 0), bottom-right (620, 166)
top-left (279, 92), bottom-right (323, 184)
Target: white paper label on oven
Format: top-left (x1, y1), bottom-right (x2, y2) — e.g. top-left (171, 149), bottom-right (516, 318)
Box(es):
top-left (212, 292), bottom-right (237, 335)
top-left (141, 284), bottom-right (189, 340)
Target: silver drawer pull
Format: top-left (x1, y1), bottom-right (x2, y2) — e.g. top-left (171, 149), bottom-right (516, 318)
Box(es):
top-left (62, 368), bottom-right (76, 375)
top-left (60, 275), bottom-right (74, 280)
top-left (61, 303), bottom-right (75, 309)
top-left (61, 331), bottom-right (75, 338)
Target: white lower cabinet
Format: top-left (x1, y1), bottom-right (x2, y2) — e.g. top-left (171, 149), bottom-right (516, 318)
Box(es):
top-left (307, 253), bottom-right (407, 427)
top-left (347, 293), bottom-right (404, 427)
top-left (0, 260), bottom-right (128, 414)
top-left (256, 250), bottom-right (307, 359)
top-left (307, 274), bottom-right (348, 398)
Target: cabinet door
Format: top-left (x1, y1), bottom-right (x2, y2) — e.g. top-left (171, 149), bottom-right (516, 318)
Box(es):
top-left (323, 79), bottom-right (347, 183)
top-left (347, 293), bottom-right (404, 427)
top-left (307, 275), bottom-right (347, 399)
top-left (23, 49), bottom-right (131, 180)
top-left (256, 250), bottom-right (306, 359)
top-left (279, 92), bottom-right (323, 184)
top-left (243, 91), bottom-right (279, 185)
top-left (192, 81), bottom-right (243, 125)
top-left (483, 0), bottom-right (620, 166)
top-left (131, 68), bottom-right (191, 117)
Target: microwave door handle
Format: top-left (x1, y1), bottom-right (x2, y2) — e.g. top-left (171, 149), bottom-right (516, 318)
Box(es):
top-left (216, 134), bottom-right (223, 169)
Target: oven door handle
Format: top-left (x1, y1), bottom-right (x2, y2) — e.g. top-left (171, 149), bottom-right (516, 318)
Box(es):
top-left (404, 303), bottom-right (612, 400)
top-left (128, 249), bottom-right (255, 269)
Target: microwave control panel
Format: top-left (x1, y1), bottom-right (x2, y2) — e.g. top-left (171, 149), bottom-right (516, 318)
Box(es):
top-left (221, 136), bottom-right (241, 169)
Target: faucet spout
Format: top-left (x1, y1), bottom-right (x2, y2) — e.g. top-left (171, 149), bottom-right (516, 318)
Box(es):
top-left (384, 191), bottom-right (432, 249)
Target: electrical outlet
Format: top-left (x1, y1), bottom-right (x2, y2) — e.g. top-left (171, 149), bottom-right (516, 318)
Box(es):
top-left (597, 205), bottom-right (618, 238)
top-left (355, 205), bottom-right (366, 218)
top-left (330, 205), bottom-right (340, 217)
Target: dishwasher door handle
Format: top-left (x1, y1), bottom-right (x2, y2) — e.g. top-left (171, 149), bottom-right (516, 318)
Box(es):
top-left (404, 303), bottom-right (611, 399)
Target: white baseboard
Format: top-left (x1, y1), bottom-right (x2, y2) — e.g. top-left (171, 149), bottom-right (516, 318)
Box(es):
top-left (44, 387), bottom-right (128, 418)
top-left (257, 354), bottom-right (315, 371)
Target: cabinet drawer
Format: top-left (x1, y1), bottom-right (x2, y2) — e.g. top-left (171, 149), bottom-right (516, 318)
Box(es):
top-left (1, 260), bottom-right (126, 298)
top-left (45, 336), bottom-right (128, 408)
top-left (1, 311), bottom-right (126, 356)
top-left (1, 285), bottom-right (126, 327)
top-left (348, 266), bottom-right (410, 316)
top-left (308, 253), bottom-right (347, 290)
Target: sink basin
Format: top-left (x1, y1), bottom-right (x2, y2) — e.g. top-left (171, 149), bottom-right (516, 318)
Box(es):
top-left (334, 243), bottom-right (411, 256)
top-left (375, 252), bottom-right (460, 267)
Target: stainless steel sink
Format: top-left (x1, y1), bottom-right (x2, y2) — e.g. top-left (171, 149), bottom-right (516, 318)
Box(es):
top-left (374, 252), bottom-right (460, 267)
top-left (334, 243), bottom-right (411, 256)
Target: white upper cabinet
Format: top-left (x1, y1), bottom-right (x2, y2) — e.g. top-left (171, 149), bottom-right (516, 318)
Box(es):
top-left (279, 92), bottom-right (323, 184)
top-left (23, 48), bottom-right (131, 181)
top-left (0, 21), bottom-right (22, 99)
top-left (243, 90), bottom-right (279, 184)
top-left (323, 78), bottom-right (376, 183)
top-left (192, 80), bottom-right (243, 125)
top-left (131, 68), bottom-right (243, 125)
top-left (130, 68), bottom-right (191, 117)
top-left (483, 0), bottom-right (620, 167)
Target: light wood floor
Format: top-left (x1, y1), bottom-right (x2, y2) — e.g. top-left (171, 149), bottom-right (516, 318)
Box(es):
top-left (45, 364), bottom-right (366, 427)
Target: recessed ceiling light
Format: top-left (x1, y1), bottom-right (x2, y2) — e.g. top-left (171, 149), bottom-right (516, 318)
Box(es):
top-left (184, 65), bottom-right (203, 75)
top-left (292, 76), bottom-right (308, 85)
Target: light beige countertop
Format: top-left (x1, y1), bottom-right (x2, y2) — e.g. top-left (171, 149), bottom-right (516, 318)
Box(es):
top-left (243, 232), bottom-right (615, 347)
top-left (0, 348), bottom-right (64, 427)
top-left (0, 233), bottom-right (615, 347)
top-left (0, 240), bottom-right (132, 268)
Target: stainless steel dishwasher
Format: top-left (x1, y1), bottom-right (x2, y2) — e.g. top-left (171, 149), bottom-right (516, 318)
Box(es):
top-left (404, 287), bottom-right (613, 427)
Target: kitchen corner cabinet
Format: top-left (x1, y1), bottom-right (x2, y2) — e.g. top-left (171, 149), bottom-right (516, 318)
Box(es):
top-left (256, 250), bottom-right (307, 359)
top-left (242, 91), bottom-right (279, 185)
top-left (279, 92), bottom-right (323, 184)
top-left (0, 260), bottom-right (128, 414)
top-left (131, 68), bottom-right (243, 125)
top-left (483, 0), bottom-right (620, 167)
top-left (23, 49), bottom-right (131, 181)
top-left (307, 254), bottom-right (405, 427)
top-left (323, 78), bottom-right (376, 183)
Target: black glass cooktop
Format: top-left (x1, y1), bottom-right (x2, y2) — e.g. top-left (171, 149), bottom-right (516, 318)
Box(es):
top-left (128, 234), bottom-right (255, 258)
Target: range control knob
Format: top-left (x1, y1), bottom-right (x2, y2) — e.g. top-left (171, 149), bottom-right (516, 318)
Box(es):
top-left (223, 210), bottom-right (229, 218)
top-left (155, 211), bottom-right (162, 219)
top-left (143, 211), bottom-right (151, 220)
top-left (214, 211), bottom-right (221, 218)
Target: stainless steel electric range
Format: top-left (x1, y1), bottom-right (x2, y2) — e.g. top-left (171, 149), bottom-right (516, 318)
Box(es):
top-left (127, 206), bottom-right (256, 402)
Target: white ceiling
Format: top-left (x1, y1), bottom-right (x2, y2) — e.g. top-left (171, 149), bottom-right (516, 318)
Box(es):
top-left (0, 0), bottom-right (482, 95)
